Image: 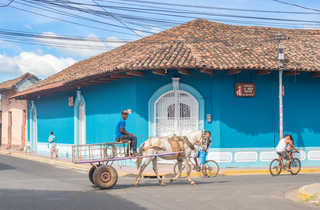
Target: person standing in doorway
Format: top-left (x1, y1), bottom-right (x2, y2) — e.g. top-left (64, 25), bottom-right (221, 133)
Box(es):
top-left (115, 110), bottom-right (137, 156)
top-left (48, 131), bottom-right (58, 159)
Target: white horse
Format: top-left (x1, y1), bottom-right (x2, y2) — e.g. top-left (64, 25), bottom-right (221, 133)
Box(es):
top-left (135, 130), bottom-right (204, 186)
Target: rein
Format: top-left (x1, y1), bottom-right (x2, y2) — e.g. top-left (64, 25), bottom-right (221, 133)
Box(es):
top-left (183, 136), bottom-right (195, 150)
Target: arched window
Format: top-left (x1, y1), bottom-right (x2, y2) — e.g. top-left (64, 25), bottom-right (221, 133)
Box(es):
top-left (148, 78), bottom-right (204, 137)
top-left (155, 90), bottom-right (198, 136)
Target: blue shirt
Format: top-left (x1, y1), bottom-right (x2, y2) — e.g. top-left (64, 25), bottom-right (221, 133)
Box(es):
top-left (115, 119), bottom-right (126, 138)
top-left (48, 135), bottom-right (56, 143)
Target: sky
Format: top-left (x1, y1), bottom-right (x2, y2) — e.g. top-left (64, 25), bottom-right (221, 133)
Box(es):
top-left (0, 0), bottom-right (320, 83)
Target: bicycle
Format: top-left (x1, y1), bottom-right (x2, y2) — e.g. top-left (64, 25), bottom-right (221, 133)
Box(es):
top-left (173, 157), bottom-right (220, 177)
top-left (269, 151), bottom-right (301, 176)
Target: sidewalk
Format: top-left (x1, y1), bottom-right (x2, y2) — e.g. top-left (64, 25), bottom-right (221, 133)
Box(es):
top-left (1, 149), bottom-right (320, 177)
top-left (298, 183), bottom-right (320, 206)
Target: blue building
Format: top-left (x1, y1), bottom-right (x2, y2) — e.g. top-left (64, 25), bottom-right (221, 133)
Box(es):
top-left (14, 19), bottom-right (320, 167)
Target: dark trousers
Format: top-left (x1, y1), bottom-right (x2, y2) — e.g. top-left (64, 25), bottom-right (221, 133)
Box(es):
top-left (119, 135), bottom-right (137, 153)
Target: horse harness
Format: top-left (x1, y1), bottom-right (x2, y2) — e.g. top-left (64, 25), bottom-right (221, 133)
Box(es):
top-left (143, 136), bottom-right (195, 155)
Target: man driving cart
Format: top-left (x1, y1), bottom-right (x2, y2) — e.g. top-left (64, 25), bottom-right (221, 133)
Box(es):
top-left (115, 110), bottom-right (138, 156)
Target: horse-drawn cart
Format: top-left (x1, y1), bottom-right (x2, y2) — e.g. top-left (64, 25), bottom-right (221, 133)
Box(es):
top-left (72, 142), bottom-right (182, 189)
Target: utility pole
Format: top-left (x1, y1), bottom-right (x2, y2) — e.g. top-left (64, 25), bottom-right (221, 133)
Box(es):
top-left (276, 32), bottom-right (286, 140)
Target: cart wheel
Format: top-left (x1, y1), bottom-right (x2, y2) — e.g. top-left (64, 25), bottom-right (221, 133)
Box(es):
top-left (88, 166), bottom-right (96, 184)
top-left (93, 165), bottom-right (118, 189)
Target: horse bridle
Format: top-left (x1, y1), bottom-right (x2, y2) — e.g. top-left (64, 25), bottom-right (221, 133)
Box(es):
top-left (183, 136), bottom-right (195, 150)
top-left (183, 130), bottom-right (207, 151)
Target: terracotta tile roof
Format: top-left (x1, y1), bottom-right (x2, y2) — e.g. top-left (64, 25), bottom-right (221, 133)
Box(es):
top-left (14, 19), bottom-right (320, 98)
top-left (0, 73), bottom-right (39, 93)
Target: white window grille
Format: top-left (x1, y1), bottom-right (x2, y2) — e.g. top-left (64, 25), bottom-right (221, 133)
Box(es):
top-left (155, 90), bottom-right (199, 137)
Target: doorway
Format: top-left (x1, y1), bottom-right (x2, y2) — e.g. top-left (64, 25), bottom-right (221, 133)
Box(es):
top-left (8, 111), bottom-right (12, 148)
top-left (155, 90), bottom-right (199, 136)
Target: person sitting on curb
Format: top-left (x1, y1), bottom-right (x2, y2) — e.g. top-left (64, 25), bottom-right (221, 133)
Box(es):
top-left (48, 131), bottom-right (58, 159)
top-left (276, 134), bottom-right (299, 171)
top-left (115, 110), bottom-right (137, 156)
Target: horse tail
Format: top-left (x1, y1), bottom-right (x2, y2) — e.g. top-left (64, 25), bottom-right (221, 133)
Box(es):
top-left (136, 142), bottom-right (145, 169)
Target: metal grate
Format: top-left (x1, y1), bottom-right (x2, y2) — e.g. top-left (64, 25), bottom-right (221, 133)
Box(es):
top-left (72, 142), bottom-right (129, 163)
top-left (155, 90), bottom-right (198, 137)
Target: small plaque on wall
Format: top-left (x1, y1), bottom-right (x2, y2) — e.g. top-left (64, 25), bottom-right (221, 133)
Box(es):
top-left (68, 96), bottom-right (74, 107)
top-left (235, 83), bottom-right (256, 97)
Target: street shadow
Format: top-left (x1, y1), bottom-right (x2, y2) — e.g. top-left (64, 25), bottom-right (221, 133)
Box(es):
top-left (0, 163), bottom-right (15, 171)
top-left (0, 189), bottom-right (145, 210)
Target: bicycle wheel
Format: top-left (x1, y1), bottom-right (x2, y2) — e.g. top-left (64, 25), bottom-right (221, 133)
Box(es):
top-left (205, 160), bottom-right (220, 177)
top-left (290, 158), bottom-right (301, 175)
top-left (173, 162), bottom-right (186, 176)
top-left (269, 159), bottom-right (282, 176)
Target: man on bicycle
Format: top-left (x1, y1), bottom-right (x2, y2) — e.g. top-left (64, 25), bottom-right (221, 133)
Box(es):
top-left (276, 134), bottom-right (299, 171)
top-left (194, 131), bottom-right (212, 177)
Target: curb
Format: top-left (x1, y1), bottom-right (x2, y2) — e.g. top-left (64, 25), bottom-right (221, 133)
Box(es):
top-left (0, 151), bottom-right (90, 171)
top-left (298, 184), bottom-right (320, 202)
top-left (2, 151), bottom-right (320, 177)
top-left (299, 186), bottom-right (313, 201)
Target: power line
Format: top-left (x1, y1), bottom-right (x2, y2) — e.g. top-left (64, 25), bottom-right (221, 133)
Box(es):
top-left (83, 3), bottom-right (320, 28)
top-left (11, 2), bottom-right (144, 36)
top-left (16, 0), bottom-right (162, 37)
top-left (43, 0), bottom-right (181, 25)
top-left (5, 1), bottom-right (320, 46)
top-left (13, 0), bottom-right (320, 36)
top-left (0, 27), bottom-right (264, 44)
top-left (272, 0), bottom-right (320, 13)
top-left (101, 0), bottom-right (320, 15)
top-left (2, 25), bottom-right (320, 45)
top-left (0, 0), bottom-right (15, 7)
top-left (35, 0), bottom-right (320, 27)
top-left (92, 0), bottom-right (143, 38)
top-left (31, 0), bottom-right (177, 28)
top-left (52, 0), bottom-right (320, 15)
top-left (0, 36), bottom-right (108, 50)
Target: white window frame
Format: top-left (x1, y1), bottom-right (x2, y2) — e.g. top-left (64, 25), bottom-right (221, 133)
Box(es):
top-left (154, 90), bottom-right (199, 137)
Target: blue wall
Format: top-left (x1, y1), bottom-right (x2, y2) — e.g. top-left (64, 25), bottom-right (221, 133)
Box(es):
top-left (34, 91), bottom-right (75, 144)
top-left (216, 71), bottom-right (278, 148)
top-left (82, 79), bottom-right (137, 144)
top-left (284, 72), bottom-right (320, 148)
top-left (31, 70), bottom-right (320, 149)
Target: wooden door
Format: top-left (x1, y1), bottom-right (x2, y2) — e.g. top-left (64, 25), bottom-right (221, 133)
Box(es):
top-left (21, 110), bottom-right (26, 149)
top-left (8, 111), bottom-right (12, 149)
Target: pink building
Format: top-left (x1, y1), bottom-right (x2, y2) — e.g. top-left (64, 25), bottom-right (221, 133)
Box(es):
top-left (0, 73), bottom-right (39, 150)
top-left (0, 101), bottom-right (2, 145)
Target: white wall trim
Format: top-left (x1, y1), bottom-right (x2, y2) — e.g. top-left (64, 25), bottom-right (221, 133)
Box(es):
top-left (29, 100), bottom-right (37, 152)
top-left (234, 151), bottom-right (258, 162)
top-left (74, 90), bottom-right (86, 145)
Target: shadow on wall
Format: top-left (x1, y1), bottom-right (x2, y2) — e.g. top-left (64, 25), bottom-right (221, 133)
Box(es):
top-left (219, 71), bottom-right (320, 148)
top-left (283, 72), bottom-right (320, 148)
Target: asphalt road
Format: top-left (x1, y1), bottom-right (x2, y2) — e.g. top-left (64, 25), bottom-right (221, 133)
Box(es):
top-left (0, 154), bottom-right (319, 210)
